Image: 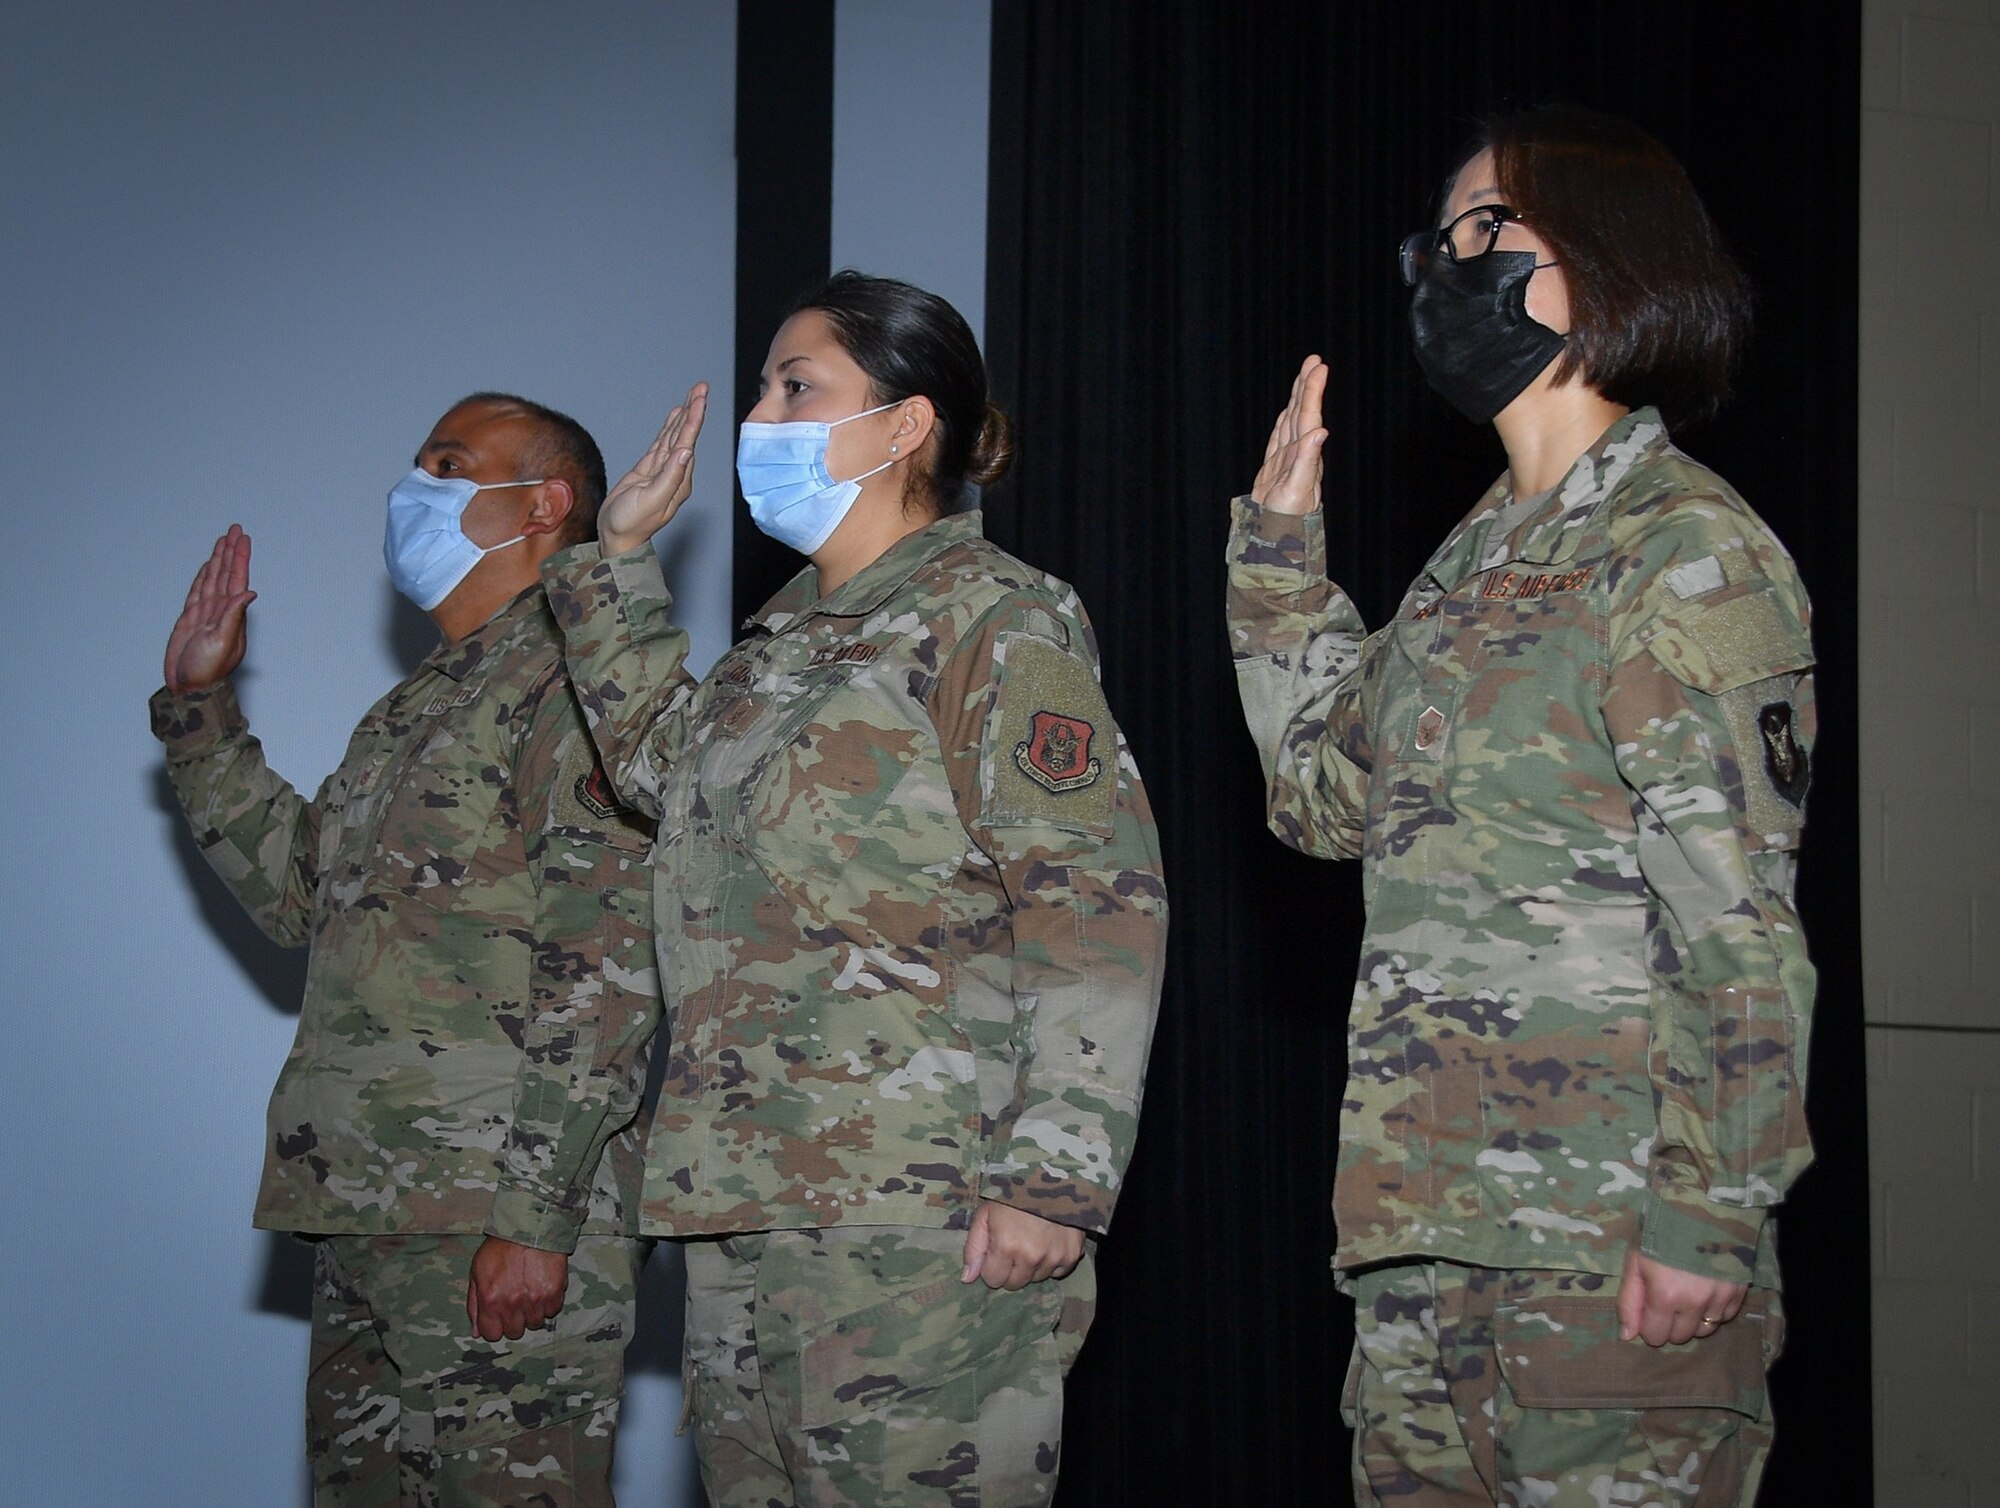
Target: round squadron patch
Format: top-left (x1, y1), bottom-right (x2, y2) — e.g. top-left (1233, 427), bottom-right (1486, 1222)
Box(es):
top-left (1015, 710), bottom-right (1102, 793)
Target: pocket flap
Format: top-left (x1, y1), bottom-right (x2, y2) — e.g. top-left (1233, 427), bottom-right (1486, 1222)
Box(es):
top-left (1494, 1291), bottom-right (1770, 1416)
top-left (801, 1277), bottom-right (1063, 1430)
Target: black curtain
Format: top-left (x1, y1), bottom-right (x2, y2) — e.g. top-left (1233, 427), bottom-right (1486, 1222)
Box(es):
top-left (734, 1), bottom-right (836, 615)
top-left (984, 4), bottom-right (1866, 1503)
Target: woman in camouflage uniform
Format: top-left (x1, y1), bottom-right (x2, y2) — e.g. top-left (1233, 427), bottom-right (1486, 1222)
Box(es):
top-left (544, 272), bottom-right (1169, 1506)
top-left (1229, 107), bottom-right (1815, 1506)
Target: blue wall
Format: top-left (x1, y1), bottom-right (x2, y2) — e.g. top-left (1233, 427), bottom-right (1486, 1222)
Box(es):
top-left (0, 4), bottom-right (734, 1501)
top-left (833, 1), bottom-right (992, 343)
top-left (0, 2), bottom-right (990, 1502)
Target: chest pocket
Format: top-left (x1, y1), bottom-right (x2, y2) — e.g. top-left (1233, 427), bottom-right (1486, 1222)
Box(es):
top-left (740, 655), bottom-right (961, 927)
top-left (1392, 569), bottom-right (1604, 754)
top-left (1389, 608), bottom-right (1489, 766)
top-left (317, 713), bottom-right (397, 883)
top-left (366, 706), bottom-right (513, 905)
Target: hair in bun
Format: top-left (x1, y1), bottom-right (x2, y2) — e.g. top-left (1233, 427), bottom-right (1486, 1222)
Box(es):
top-left (792, 270), bottom-right (1011, 511)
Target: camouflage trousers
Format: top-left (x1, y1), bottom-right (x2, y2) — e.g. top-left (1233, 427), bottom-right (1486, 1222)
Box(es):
top-left (682, 1224), bottom-right (1096, 1507)
top-left (1343, 1262), bottom-right (1783, 1507)
top-left (307, 1232), bottom-right (643, 1507)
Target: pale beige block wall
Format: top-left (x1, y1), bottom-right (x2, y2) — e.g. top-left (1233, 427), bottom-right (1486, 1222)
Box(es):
top-left (1863, 2), bottom-right (2000, 1504)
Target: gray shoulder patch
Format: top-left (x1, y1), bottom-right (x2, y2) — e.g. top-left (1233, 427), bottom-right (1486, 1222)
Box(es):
top-left (1664, 554), bottom-right (1726, 600)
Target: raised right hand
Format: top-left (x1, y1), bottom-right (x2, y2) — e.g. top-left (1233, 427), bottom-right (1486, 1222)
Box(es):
top-left (600, 382), bottom-right (709, 555)
top-left (164, 525), bottom-right (256, 694)
top-left (1250, 355), bottom-right (1329, 516)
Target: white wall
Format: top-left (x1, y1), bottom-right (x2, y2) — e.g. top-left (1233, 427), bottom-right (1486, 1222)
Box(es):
top-left (833, 0), bottom-right (992, 345)
top-left (0, 4), bottom-right (734, 1503)
top-left (1861, 2), bottom-right (2000, 1504)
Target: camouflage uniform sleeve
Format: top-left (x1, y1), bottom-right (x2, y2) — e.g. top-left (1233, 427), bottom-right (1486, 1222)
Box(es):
top-left (1224, 496), bottom-right (1374, 859)
top-left (150, 680), bottom-right (322, 948)
top-left (540, 540), bottom-right (697, 819)
top-left (928, 597), bottom-right (1169, 1235)
top-left (485, 664), bottom-right (661, 1251)
top-left (1603, 511), bottom-right (1818, 1285)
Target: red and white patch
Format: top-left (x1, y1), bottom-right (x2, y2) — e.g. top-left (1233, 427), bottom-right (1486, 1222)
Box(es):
top-left (576, 760), bottom-right (622, 821)
top-left (1014, 709), bottom-right (1102, 793)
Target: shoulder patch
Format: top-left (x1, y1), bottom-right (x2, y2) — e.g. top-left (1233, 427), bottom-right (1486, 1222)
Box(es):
top-left (1015, 710), bottom-right (1102, 792)
top-left (983, 633), bottom-right (1116, 835)
top-left (547, 730), bottom-right (655, 852)
top-left (1756, 700), bottom-right (1811, 808)
top-left (1714, 675), bottom-right (1811, 833)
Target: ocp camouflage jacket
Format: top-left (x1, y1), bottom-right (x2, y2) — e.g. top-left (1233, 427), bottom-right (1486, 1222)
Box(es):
top-left (545, 510), bottom-right (1168, 1237)
top-left (152, 588), bottom-right (659, 1248)
top-left (1228, 409), bottom-right (1816, 1287)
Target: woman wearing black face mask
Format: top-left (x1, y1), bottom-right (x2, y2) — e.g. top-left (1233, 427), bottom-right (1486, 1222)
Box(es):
top-left (1227, 106), bottom-right (1816, 1506)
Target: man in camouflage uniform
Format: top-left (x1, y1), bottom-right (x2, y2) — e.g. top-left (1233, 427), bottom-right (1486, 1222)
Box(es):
top-left (1229, 407), bottom-right (1814, 1504)
top-left (153, 395), bottom-right (658, 1506)
top-left (541, 459), bottom-right (1169, 1504)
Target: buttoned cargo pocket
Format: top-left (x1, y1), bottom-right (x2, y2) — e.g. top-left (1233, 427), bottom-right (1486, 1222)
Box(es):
top-left (1492, 1286), bottom-right (1778, 1415)
top-left (798, 1274), bottom-right (1065, 1431)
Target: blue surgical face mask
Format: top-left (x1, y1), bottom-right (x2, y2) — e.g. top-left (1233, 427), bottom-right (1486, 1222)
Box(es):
top-left (735, 400), bottom-right (899, 553)
top-left (384, 469), bottom-right (544, 611)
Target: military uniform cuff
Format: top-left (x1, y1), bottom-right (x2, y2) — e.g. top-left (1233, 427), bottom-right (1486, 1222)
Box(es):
top-left (980, 1168), bottom-right (1117, 1236)
top-left (542, 539), bottom-right (671, 619)
top-left (485, 1187), bottom-right (585, 1254)
top-left (1228, 495), bottom-right (1326, 578)
top-left (149, 681), bottom-right (247, 752)
top-left (1639, 1184), bottom-right (1765, 1285)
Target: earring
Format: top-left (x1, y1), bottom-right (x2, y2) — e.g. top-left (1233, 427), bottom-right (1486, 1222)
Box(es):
top-left (890, 444), bottom-right (899, 454)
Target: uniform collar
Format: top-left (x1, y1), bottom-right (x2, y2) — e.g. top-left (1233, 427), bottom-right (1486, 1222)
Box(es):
top-left (425, 583), bottom-right (545, 683)
top-left (749, 509), bottom-right (985, 634)
top-left (1424, 407), bottom-right (1670, 588)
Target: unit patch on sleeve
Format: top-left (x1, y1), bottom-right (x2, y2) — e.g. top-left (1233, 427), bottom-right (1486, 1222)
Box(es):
top-left (1757, 701), bottom-right (1811, 808)
top-left (547, 729), bottom-right (655, 851)
top-left (982, 632), bottom-right (1117, 835)
top-left (1713, 676), bottom-right (1811, 835)
top-left (576, 759), bottom-right (621, 820)
top-left (1015, 709), bottom-right (1102, 793)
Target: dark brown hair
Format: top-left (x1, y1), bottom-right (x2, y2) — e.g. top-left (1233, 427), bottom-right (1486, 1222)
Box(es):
top-left (792, 270), bottom-right (1014, 514)
top-left (1455, 104), bottom-right (1752, 429)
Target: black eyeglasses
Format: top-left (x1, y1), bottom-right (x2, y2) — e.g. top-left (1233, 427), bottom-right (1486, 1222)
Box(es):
top-left (1399, 204), bottom-right (1528, 287)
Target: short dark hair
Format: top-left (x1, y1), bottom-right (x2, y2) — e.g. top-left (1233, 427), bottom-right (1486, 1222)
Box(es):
top-left (790, 271), bottom-right (1014, 514)
top-left (1453, 104), bottom-right (1752, 430)
top-left (458, 392), bottom-right (608, 546)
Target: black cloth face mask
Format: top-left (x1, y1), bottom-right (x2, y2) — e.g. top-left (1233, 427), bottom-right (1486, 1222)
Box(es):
top-left (1408, 248), bottom-right (1568, 425)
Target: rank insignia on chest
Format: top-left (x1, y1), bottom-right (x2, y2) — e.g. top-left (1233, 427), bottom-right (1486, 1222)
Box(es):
top-left (1414, 705), bottom-right (1447, 752)
top-left (1758, 701), bottom-right (1810, 807)
top-left (1015, 709), bottom-right (1102, 792)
